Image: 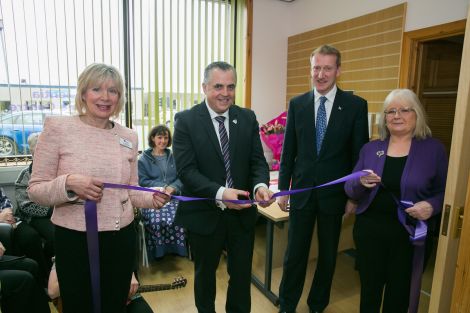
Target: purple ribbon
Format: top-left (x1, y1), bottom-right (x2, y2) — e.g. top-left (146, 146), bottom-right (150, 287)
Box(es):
top-left (104, 170), bottom-right (369, 205)
top-left (396, 200), bottom-right (427, 313)
top-left (272, 171), bottom-right (368, 197)
top-left (83, 170), bottom-right (369, 313)
top-left (84, 200), bottom-right (101, 313)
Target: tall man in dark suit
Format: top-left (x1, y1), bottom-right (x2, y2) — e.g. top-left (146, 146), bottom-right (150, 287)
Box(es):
top-left (277, 45), bottom-right (369, 313)
top-left (172, 61), bottom-right (274, 313)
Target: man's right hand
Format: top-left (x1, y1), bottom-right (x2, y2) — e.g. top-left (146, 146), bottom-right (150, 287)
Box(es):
top-left (222, 188), bottom-right (252, 210)
top-left (277, 195), bottom-right (289, 212)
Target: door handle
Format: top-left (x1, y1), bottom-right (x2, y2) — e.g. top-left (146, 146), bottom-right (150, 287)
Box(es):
top-left (454, 206), bottom-right (464, 238)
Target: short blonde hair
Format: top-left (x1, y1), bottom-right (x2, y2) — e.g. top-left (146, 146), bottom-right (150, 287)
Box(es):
top-left (310, 45), bottom-right (341, 67)
top-left (378, 89), bottom-right (432, 140)
top-left (75, 63), bottom-right (126, 118)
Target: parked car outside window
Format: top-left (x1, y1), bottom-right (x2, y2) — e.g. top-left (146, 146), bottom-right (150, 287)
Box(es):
top-left (0, 110), bottom-right (69, 157)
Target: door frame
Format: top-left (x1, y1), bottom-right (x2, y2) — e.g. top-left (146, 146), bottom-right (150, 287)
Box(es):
top-left (399, 19), bottom-right (466, 90)
top-left (399, 18), bottom-right (469, 313)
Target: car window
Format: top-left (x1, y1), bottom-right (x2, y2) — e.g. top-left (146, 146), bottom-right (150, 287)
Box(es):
top-left (9, 113), bottom-right (44, 125)
top-left (0, 115), bottom-right (13, 124)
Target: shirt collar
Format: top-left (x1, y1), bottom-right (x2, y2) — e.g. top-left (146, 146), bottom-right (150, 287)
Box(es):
top-left (314, 85), bottom-right (337, 104)
top-left (205, 101), bottom-right (230, 120)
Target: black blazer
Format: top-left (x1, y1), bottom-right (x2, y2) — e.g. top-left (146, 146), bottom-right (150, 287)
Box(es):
top-left (172, 101), bottom-right (270, 235)
top-left (278, 88), bottom-right (369, 214)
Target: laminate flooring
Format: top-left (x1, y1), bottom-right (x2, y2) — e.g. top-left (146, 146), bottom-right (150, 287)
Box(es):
top-left (50, 223), bottom-right (434, 313)
top-left (136, 225), bottom-right (434, 313)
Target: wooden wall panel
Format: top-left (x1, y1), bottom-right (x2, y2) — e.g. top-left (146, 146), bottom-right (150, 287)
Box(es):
top-left (286, 3), bottom-right (406, 139)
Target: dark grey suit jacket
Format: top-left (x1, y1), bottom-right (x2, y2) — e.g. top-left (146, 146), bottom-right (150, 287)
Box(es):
top-left (172, 101), bottom-right (270, 235)
top-left (279, 88), bottom-right (369, 214)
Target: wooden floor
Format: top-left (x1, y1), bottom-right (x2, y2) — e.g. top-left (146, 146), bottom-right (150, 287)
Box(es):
top-left (136, 223), bottom-right (434, 313)
top-left (50, 222), bottom-right (435, 313)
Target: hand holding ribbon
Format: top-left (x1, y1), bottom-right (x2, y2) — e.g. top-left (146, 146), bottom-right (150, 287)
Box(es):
top-left (222, 188), bottom-right (252, 210)
top-left (404, 201), bottom-right (433, 220)
top-left (255, 186), bottom-right (275, 208)
top-left (359, 169), bottom-right (381, 188)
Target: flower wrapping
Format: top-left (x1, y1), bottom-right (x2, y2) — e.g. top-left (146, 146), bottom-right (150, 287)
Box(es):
top-left (260, 112), bottom-right (287, 170)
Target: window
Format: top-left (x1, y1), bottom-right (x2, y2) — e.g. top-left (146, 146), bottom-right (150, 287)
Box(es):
top-left (0, 0), bottom-right (249, 160)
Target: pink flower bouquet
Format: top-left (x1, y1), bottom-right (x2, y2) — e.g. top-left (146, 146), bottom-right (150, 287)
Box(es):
top-left (260, 112), bottom-right (287, 170)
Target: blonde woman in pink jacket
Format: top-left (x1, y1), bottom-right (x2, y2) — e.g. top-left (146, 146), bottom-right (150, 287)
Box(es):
top-left (28, 63), bottom-right (169, 313)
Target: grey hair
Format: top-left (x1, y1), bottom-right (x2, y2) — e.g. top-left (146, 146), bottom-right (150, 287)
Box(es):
top-left (27, 132), bottom-right (41, 155)
top-left (203, 61), bottom-right (237, 85)
top-left (378, 89), bottom-right (432, 140)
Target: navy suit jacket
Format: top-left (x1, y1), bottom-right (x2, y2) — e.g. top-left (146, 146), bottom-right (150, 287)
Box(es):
top-left (344, 137), bottom-right (448, 230)
top-left (172, 101), bottom-right (270, 235)
top-left (279, 88), bottom-right (369, 214)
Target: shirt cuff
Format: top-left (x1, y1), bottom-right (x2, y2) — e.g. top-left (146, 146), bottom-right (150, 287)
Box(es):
top-left (253, 183), bottom-right (268, 197)
top-left (216, 187), bottom-right (227, 210)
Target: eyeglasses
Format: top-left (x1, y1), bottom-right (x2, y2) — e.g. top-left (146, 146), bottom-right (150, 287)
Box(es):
top-left (384, 107), bottom-right (415, 117)
top-left (312, 66), bottom-right (336, 74)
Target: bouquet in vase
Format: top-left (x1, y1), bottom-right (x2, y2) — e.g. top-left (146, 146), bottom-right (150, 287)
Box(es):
top-left (260, 111), bottom-right (287, 170)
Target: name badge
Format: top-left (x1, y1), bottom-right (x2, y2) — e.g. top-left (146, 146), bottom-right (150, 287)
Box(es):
top-left (119, 137), bottom-right (133, 149)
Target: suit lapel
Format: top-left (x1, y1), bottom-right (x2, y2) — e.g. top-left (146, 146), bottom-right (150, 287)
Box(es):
top-left (197, 102), bottom-right (224, 162)
top-left (228, 106), bottom-right (239, 163)
top-left (301, 91), bottom-right (317, 158)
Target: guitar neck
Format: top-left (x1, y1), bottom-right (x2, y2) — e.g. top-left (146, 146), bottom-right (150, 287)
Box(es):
top-left (137, 284), bottom-right (173, 293)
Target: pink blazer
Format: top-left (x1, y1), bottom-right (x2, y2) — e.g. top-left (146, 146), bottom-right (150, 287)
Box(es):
top-left (28, 116), bottom-right (156, 231)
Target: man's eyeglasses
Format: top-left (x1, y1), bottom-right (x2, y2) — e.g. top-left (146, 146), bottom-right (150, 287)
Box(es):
top-left (312, 66), bottom-right (336, 74)
top-left (384, 107), bottom-right (415, 117)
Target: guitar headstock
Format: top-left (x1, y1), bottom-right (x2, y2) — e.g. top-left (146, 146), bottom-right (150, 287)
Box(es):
top-left (171, 276), bottom-right (187, 289)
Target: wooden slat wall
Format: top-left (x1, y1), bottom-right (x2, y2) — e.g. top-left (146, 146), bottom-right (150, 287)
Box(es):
top-left (286, 3), bottom-right (406, 116)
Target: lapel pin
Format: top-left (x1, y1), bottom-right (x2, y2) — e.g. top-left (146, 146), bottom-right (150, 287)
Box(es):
top-left (233, 119), bottom-right (237, 124)
top-left (376, 150), bottom-right (384, 157)
top-left (338, 106), bottom-right (342, 111)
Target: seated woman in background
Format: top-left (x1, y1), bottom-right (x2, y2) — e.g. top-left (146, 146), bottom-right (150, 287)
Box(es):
top-left (0, 186), bottom-right (50, 287)
top-left (138, 125), bottom-right (187, 259)
top-left (345, 89), bottom-right (448, 313)
top-left (15, 132), bottom-right (55, 278)
top-left (0, 241), bottom-right (51, 313)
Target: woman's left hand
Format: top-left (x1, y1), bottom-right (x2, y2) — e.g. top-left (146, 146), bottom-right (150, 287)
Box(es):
top-left (405, 201), bottom-right (433, 220)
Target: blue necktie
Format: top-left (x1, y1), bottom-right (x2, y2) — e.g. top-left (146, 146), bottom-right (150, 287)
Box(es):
top-left (215, 116), bottom-right (234, 188)
top-left (316, 96), bottom-right (327, 153)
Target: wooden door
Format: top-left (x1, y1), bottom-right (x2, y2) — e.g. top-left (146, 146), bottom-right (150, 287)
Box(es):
top-left (400, 14), bottom-right (469, 313)
top-left (450, 174), bottom-right (470, 312)
top-left (430, 10), bottom-right (470, 313)
top-left (416, 37), bottom-right (463, 156)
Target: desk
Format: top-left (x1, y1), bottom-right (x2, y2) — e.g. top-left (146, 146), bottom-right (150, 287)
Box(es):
top-left (251, 202), bottom-right (288, 305)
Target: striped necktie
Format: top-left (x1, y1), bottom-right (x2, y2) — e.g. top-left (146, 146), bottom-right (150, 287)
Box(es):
top-left (316, 96), bottom-right (327, 153)
top-left (215, 116), bottom-right (234, 188)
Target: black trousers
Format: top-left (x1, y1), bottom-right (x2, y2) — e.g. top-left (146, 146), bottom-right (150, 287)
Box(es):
top-left (55, 224), bottom-right (136, 313)
top-left (188, 211), bottom-right (255, 313)
top-left (126, 296), bottom-right (154, 313)
top-left (13, 220), bottom-right (53, 286)
top-left (0, 256), bottom-right (50, 313)
top-left (353, 213), bottom-right (413, 313)
top-left (279, 208), bottom-right (343, 312)
top-left (29, 217), bottom-right (55, 260)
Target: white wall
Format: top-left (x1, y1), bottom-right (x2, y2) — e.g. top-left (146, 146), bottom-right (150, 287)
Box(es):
top-left (251, 0), bottom-right (470, 123)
